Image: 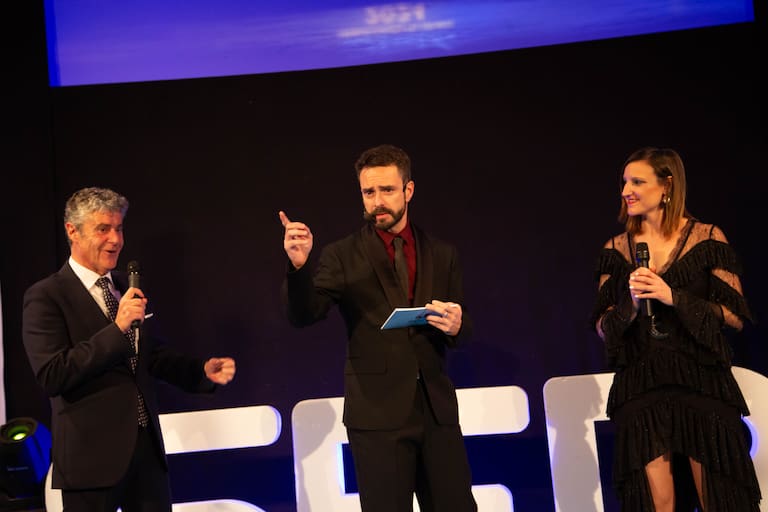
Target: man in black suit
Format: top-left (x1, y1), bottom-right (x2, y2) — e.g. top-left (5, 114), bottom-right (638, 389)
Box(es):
top-left (279, 144), bottom-right (477, 512)
top-left (22, 186), bottom-right (236, 511)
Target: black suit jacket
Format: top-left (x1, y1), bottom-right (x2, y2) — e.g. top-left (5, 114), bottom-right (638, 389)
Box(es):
top-left (283, 222), bottom-right (472, 430)
top-left (22, 262), bottom-right (215, 489)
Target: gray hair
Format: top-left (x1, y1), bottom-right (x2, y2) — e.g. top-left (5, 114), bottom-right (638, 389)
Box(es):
top-left (64, 187), bottom-right (129, 244)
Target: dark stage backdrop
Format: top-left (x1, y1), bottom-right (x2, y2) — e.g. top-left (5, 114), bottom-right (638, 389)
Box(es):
top-left (3, 2), bottom-right (767, 511)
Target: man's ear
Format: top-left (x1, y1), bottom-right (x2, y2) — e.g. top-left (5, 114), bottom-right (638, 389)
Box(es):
top-left (404, 180), bottom-right (415, 203)
top-left (65, 222), bottom-right (78, 242)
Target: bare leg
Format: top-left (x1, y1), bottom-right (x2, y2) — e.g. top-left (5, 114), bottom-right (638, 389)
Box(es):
top-left (688, 457), bottom-right (705, 511)
top-left (646, 453), bottom-right (675, 512)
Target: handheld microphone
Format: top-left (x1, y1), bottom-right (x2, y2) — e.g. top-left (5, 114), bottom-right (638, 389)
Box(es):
top-left (634, 242), bottom-right (653, 317)
top-left (127, 260), bottom-right (141, 329)
top-left (634, 242), bottom-right (669, 339)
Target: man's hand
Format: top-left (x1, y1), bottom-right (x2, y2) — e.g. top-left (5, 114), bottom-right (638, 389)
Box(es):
top-left (279, 210), bottom-right (313, 270)
top-left (116, 286), bottom-right (147, 333)
top-left (204, 357), bottom-right (236, 385)
top-left (425, 300), bottom-right (462, 336)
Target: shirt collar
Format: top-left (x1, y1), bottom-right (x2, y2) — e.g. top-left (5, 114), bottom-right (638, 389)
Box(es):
top-left (69, 256), bottom-right (114, 289)
top-left (376, 222), bottom-right (414, 247)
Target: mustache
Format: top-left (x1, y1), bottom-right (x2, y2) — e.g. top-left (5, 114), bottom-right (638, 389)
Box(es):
top-left (363, 207), bottom-right (393, 222)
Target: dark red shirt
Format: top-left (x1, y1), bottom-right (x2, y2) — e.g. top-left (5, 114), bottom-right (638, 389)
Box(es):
top-left (376, 223), bottom-right (416, 303)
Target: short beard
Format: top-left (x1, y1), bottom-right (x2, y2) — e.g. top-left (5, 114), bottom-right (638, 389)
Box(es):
top-left (363, 206), bottom-right (405, 231)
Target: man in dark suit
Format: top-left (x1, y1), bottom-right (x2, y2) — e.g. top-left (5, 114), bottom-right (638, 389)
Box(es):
top-left (22, 186), bottom-right (236, 511)
top-left (279, 144), bottom-right (477, 512)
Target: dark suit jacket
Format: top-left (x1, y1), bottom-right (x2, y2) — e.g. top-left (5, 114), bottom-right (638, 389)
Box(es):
top-left (283, 222), bottom-right (472, 430)
top-left (22, 262), bottom-right (215, 489)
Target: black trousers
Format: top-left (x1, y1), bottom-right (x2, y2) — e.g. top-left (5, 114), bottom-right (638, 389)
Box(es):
top-left (347, 379), bottom-right (477, 512)
top-left (62, 426), bottom-right (171, 512)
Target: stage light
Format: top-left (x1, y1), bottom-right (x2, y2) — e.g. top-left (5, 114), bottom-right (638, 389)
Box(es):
top-left (0, 417), bottom-right (51, 511)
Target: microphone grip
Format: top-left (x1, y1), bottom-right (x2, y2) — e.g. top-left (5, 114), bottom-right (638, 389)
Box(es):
top-left (128, 282), bottom-right (141, 329)
top-left (641, 294), bottom-right (653, 317)
top-left (128, 267), bottom-right (141, 330)
top-left (634, 242), bottom-right (653, 317)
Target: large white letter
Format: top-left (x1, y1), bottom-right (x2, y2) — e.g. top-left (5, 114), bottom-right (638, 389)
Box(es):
top-left (292, 386), bottom-right (529, 512)
top-left (543, 367), bottom-right (768, 512)
top-left (44, 406), bottom-right (281, 512)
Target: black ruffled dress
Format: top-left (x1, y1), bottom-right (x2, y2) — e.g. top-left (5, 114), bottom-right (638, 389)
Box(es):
top-left (590, 219), bottom-right (761, 511)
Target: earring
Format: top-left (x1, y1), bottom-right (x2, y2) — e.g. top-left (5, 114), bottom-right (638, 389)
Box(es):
top-left (662, 194), bottom-right (671, 206)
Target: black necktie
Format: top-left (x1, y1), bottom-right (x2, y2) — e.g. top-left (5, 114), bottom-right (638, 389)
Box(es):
top-left (95, 277), bottom-right (149, 427)
top-left (392, 237), bottom-right (409, 299)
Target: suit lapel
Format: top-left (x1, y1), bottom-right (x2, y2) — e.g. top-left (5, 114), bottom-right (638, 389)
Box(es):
top-left (412, 225), bottom-right (433, 306)
top-left (58, 263), bottom-right (139, 376)
top-left (57, 262), bottom-right (113, 333)
top-left (361, 224), bottom-right (408, 308)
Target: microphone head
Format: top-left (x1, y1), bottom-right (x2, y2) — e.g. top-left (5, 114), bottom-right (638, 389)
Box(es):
top-left (127, 260), bottom-right (140, 274)
top-left (635, 242), bottom-right (650, 266)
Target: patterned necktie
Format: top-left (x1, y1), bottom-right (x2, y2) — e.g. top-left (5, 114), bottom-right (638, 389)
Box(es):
top-left (392, 237), bottom-right (409, 299)
top-left (95, 277), bottom-right (149, 427)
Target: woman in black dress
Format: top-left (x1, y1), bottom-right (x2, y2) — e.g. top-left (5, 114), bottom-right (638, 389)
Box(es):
top-left (590, 147), bottom-right (761, 511)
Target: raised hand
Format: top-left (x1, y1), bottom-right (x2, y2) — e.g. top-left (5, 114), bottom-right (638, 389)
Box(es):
top-left (279, 210), bottom-right (313, 270)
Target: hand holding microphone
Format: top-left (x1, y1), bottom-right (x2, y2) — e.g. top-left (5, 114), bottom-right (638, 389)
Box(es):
top-left (127, 260), bottom-right (145, 330)
top-left (633, 242), bottom-right (669, 339)
top-left (634, 242), bottom-right (654, 317)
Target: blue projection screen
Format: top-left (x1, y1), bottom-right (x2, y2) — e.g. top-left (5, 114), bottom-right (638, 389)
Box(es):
top-left (45, 1), bottom-right (755, 86)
